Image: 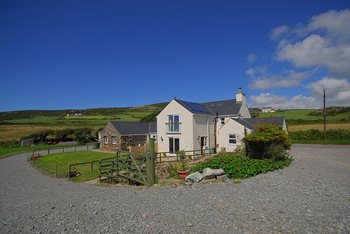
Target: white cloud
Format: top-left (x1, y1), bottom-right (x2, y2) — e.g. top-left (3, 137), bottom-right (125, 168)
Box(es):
top-left (250, 93), bottom-right (319, 109)
top-left (303, 9), bottom-right (350, 43)
top-left (249, 69), bottom-right (311, 90)
top-left (308, 77), bottom-right (350, 106)
top-left (250, 77), bottom-right (350, 108)
top-left (247, 53), bottom-right (257, 64)
top-left (270, 25), bottom-right (289, 40)
top-left (274, 9), bottom-right (350, 78)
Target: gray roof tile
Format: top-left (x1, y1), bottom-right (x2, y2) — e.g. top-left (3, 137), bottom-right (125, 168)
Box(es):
top-left (110, 121), bottom-right (157, 135)
top-left (233, 117), bottom-right (285, 130)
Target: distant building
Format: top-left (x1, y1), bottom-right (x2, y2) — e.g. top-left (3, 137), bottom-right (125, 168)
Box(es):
top-left (261, 107), bottom-right (276, 113)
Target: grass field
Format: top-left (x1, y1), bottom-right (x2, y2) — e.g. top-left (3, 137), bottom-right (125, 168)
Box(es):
top-left (259, 108), bottom-right (350, 125)
top-left (288, 123), bottom-right (350, 131)
top-left (32, 151), bottom-right (115, 182)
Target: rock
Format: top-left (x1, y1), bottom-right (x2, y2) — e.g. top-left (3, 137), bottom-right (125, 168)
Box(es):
top-left (202, 178), bottom-right (216, 184)
top-left (187, 222), bottom-right (193, 227)
top-left (185, 172), bottom-right (203, 183)
top-left (212, 169), bottom-right (225, 176)
top-left (216, 174), bottom-right (229, 182)
top-left (202, 168), bottom-right (215, 180)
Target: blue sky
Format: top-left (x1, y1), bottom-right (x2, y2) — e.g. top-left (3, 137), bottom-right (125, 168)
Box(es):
top-left (1, 1), bottom-right (349, 111)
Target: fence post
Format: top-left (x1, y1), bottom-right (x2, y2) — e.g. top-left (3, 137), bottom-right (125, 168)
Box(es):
top-left (146, 138), bottom-right (156, 186)
top-left (68, 165), bottom-right (71, 178)
top-left (63, 146), bottom-right (65, 153)
top-left (75, 146), bottom-right (77, 151)
top-left (91, 162), bottom-right (93, 173)
top-left (87, 145), bottom-right (89, 151)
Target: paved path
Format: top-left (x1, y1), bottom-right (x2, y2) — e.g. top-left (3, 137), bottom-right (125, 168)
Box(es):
top-left (0, 145), bottom-right (349, 233)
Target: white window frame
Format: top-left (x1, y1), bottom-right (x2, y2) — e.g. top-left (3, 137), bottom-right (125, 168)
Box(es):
top-left (167, 114), bottom-right (180, 133)
top-left (228, 134), bottom-right (237, 145)
top-left (112, 136), bottom-right (117, 145)
top-left (104, 136), bottom-right (108, 145)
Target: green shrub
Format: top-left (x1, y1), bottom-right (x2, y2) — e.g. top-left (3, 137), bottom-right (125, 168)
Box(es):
top-left (54, 128), bottom-right (75, 141)
top-left (74, 128), bottom-right (96, 144)
top-left (244, 124), bottom-right (290, 160)
top-left (190, 153), bottom-right (292, 179)
top-left (289, 129), bottom-right (350, 144)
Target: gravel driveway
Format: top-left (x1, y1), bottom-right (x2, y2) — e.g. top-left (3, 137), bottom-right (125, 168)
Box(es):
top-left (0, 144), bottom-right (349, 233)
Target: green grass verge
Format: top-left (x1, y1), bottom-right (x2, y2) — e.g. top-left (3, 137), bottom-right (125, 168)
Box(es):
top-left (32, 151), bottom-right (115, 182)
top-left (0, 144), bottom-right (95, 160)
top-left (288, 129), bottom-right (350, 145)
top-left (191, 153), bottom-right (292, 179)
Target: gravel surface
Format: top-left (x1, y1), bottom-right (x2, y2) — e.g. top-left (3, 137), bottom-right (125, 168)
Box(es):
top-left (0, 144), bottom-right (349, 233)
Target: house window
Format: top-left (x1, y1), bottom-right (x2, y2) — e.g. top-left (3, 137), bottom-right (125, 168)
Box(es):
top-left (221, 118), bottom-right (225, 124)
top-left (169, 137), bottom-right (180, 153)
top-left (112, 136), bottom-right (117, 145)
top-left (228, 134), bottom-right (237, 144)
top-left (167, 115), bottom-right (180, 133)
top-left (104, 136), bottom-right (108, 145)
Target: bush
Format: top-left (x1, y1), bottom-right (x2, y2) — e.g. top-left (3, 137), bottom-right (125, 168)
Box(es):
top-left (22, 130), bottom-right (54, 144)
top-left (289, 129), bottom-right (350, 144)
top-left (190, 153), bottom-right (292, 179)
top-left (54, 128), bottom-right (75, 141)
top-left (244, 124), bottom-right (290, 160)
top-left (74, 128), bottom-right (96, 144)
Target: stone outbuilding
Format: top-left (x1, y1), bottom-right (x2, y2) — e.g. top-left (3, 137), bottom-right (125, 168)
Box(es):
top-left (99, 121), bottom-right (157, 152)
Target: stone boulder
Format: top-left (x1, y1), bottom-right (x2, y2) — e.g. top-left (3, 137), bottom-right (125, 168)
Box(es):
top-left (202, 168), bottom-right (216, 180)
top-left (216, 174), bottom-right (230, 182)
top-left (212, 169), bottom-right (225, 176)
top-left (185, 172), bottom-right (204, 183)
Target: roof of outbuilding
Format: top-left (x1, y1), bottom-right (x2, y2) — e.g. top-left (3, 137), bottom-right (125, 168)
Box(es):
top-left (233, 117), bottom-right (285, 130)
top-left (110, 121), bottom-right (157, 135)
top-left (174, 98), bottom-right (242, 116)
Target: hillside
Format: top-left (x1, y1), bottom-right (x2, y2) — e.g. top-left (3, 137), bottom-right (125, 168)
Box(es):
top-left (0, 102), bottom-right (168, 126)
top-left (258, 107), bottom-right (350, 125)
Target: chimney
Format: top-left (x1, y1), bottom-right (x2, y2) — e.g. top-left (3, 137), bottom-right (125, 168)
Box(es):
top-left (236, 87), bottom-right (246, 103)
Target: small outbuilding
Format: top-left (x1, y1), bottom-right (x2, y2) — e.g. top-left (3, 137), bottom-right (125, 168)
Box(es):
top-left (99, 121), bottom-right (157, 152)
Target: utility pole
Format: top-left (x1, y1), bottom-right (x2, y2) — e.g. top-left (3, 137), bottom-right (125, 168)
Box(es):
top-left (323, 88), bottom-right (326, 132)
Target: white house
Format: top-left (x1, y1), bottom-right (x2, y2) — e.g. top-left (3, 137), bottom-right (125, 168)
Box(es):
top-left (157, 88), bottom-right (256, 153)
top-left (217, 116), bottom-right (287, 152)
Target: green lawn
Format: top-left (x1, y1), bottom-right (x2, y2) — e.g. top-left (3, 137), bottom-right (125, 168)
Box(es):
top-left (0, 144), bottom-right (80, 159)
top-left (32, 151), bottom-right (115, 182)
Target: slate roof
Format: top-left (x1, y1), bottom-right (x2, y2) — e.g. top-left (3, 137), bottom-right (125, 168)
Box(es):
top-left (203, 99), bottom-right (242, 116)
top-left (110, 121), bottom-right (157, 135)
top-left (233, 117), bottom-right (285, 130)
top-left (174, 98), bottom-right (242, 116)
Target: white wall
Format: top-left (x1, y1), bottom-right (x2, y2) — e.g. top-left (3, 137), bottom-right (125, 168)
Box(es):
top-left (156, 100), bottom-right (194, 152)
top-left (216, 119), bottom-right (252, 152)
top-left (192, 114), bottom-right (215, 150)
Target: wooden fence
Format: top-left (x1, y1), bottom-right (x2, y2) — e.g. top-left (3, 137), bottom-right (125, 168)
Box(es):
top-left (99, 139), bottom-right (156, 186)
top-left (155, 148), bottom-right (215, 163)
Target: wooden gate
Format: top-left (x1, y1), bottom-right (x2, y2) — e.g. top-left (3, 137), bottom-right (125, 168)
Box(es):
top-left (99, 140), bottom-right (156, 186)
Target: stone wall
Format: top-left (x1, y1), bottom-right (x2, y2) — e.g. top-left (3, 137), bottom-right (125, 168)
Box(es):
top-left (100, 123), bottom-right (121, 152)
